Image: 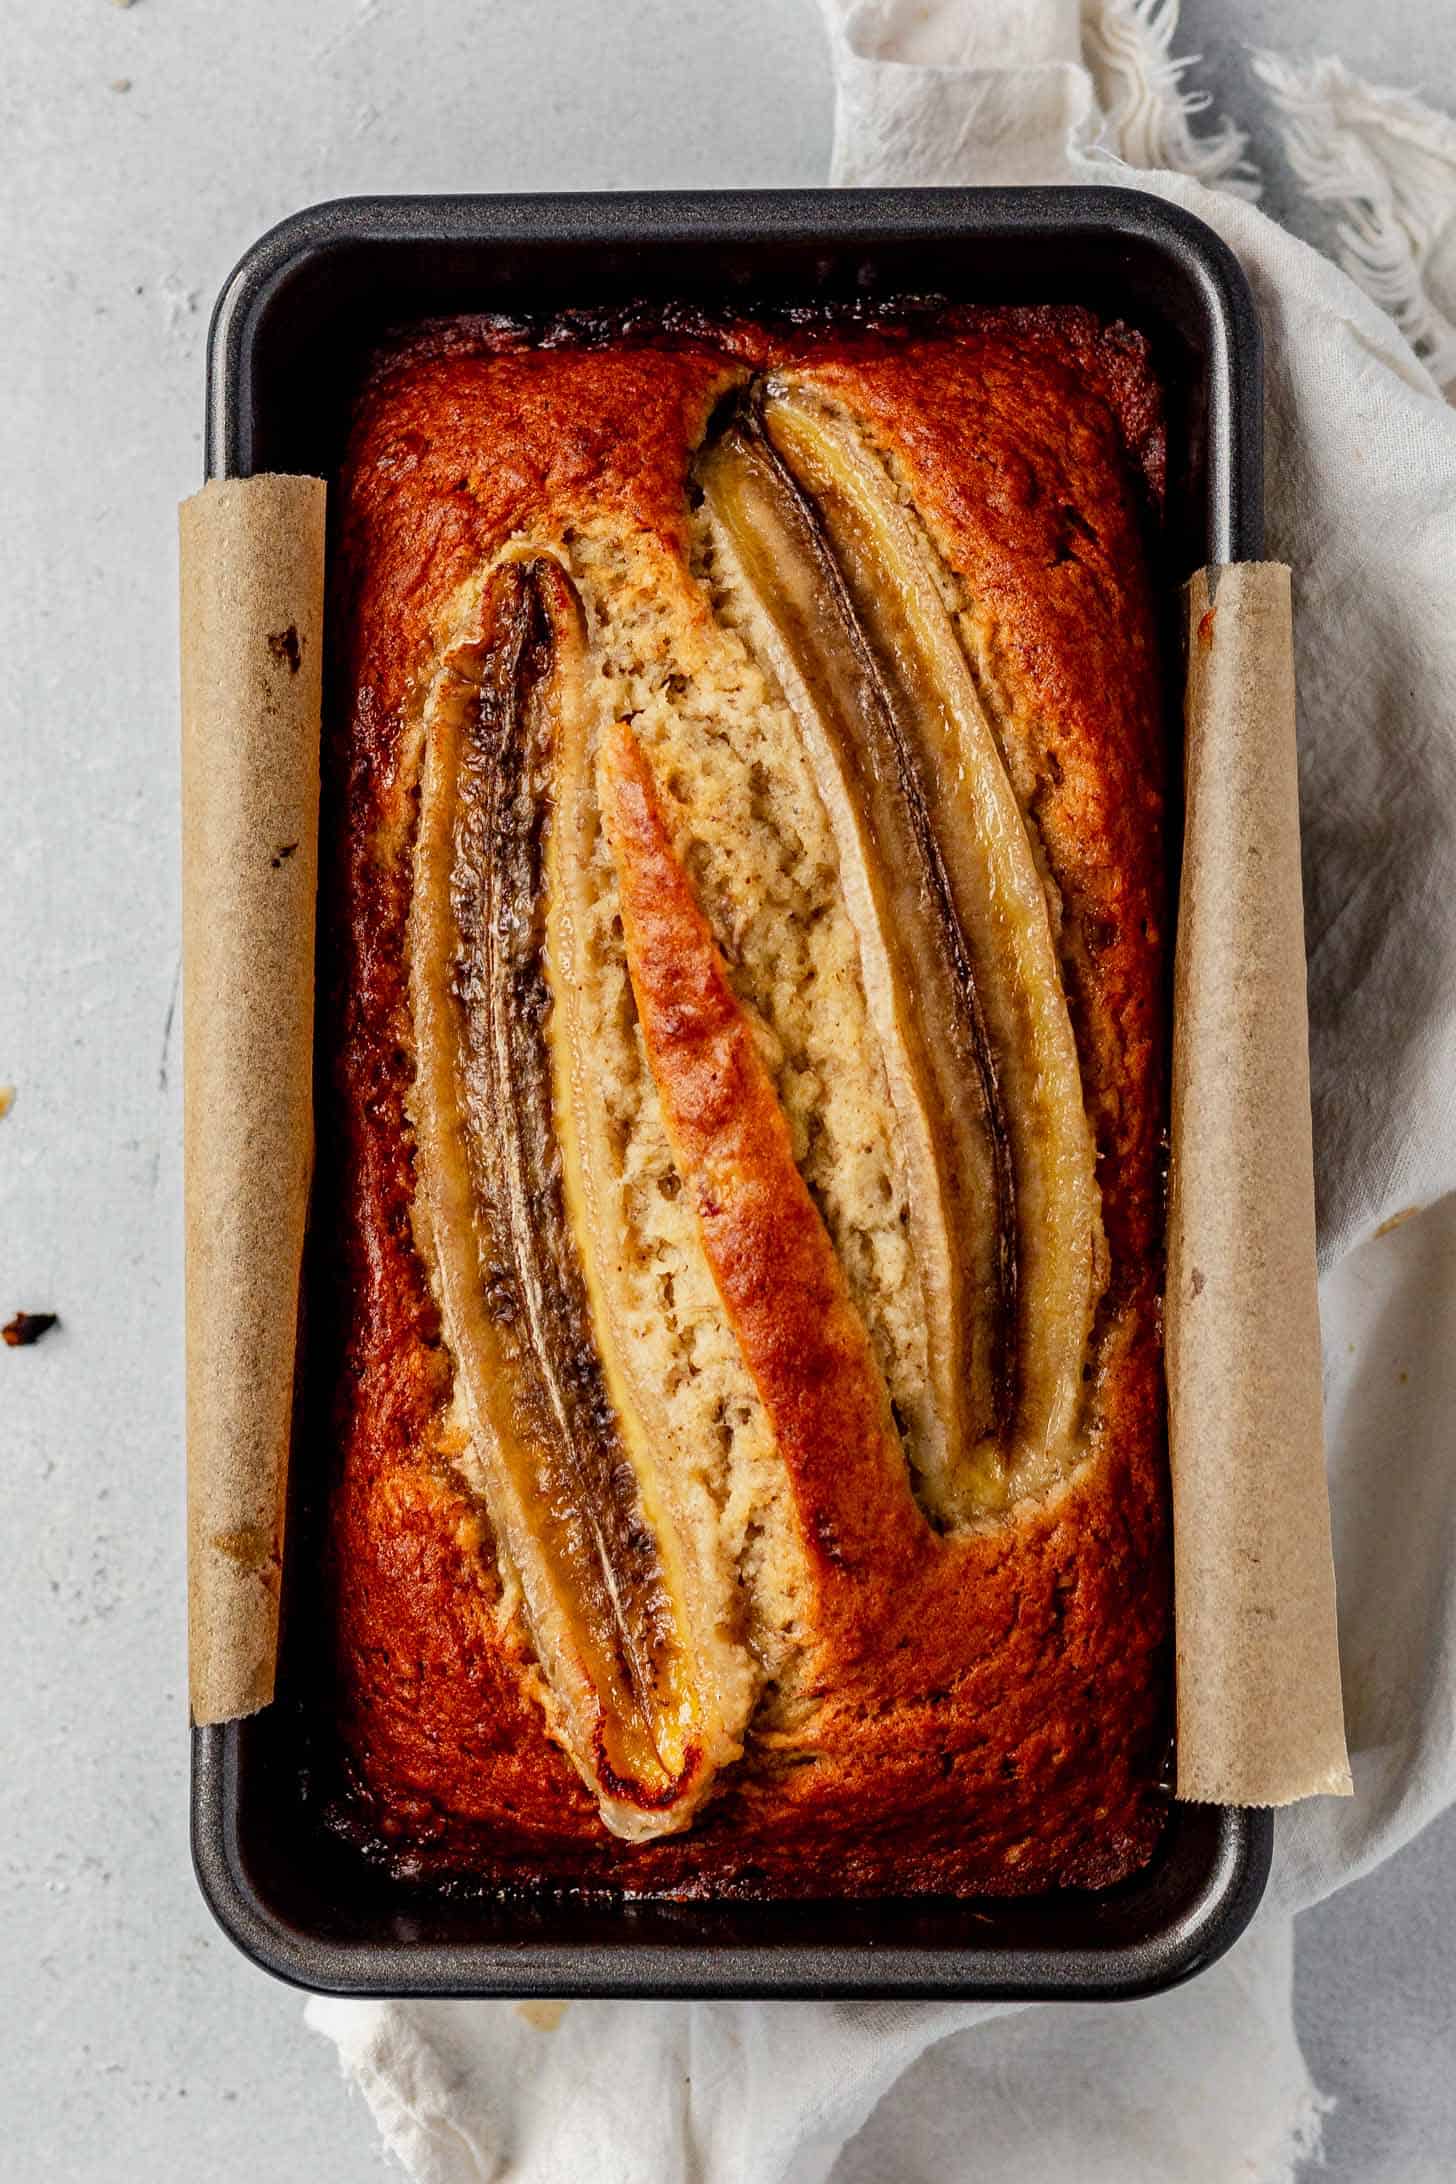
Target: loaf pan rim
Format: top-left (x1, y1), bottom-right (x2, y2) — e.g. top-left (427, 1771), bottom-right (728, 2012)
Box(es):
top-left (191, 182), bottom-right (1272, 2000)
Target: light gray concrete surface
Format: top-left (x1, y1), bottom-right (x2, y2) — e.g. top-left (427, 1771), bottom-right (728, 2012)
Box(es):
top-left (1, 3), bottom-right (1450, 2179)
top-left (1294, 1802), bottom-right (1456, 2183)
top-left (1178, 0), bottom-right (1456, 253)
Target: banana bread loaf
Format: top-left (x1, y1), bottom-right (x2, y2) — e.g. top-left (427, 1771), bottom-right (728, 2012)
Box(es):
top-left (318, 303), bottom-right (1172, 1896)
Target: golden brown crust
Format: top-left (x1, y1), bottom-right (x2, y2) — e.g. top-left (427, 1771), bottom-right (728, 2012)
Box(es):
top-left (599, 718), bottom-right (927, 1621)
top-left (318, 306), bottom-right (1172, 1895)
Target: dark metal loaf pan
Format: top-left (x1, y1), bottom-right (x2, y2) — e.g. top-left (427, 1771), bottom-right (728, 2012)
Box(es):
top-left (192, 187), bottom-right (1272, 2001)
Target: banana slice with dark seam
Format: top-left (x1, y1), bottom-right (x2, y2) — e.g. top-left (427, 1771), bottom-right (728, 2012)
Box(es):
top-left (698, 399), bottom-right (1011, 1512)
top-left (698, 383), bottom-right (1105, 1516)
top-left (408, 553), bottom-right (750, 1839)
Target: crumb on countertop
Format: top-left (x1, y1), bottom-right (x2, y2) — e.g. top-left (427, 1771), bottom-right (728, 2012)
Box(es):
top-left (4, 1312), bottom-right (59, 1349)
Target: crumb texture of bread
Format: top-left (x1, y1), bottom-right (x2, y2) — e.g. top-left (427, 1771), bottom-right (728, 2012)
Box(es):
top-left (319, 308), bottom-right (1172, 1894)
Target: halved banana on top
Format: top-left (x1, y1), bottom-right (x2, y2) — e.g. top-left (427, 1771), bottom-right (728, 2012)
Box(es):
top-left (408, 554), bottom-right (755, 1841)
top-left (698, 378), bottom-right (1106, 1519)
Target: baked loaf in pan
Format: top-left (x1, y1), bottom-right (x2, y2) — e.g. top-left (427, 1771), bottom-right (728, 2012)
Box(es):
top-left (321, 304), bottom-right (1172, 1895)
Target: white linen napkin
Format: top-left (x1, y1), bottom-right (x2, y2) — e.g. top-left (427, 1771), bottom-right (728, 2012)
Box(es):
top-left (310, 6), bottom-right (1456, 2175)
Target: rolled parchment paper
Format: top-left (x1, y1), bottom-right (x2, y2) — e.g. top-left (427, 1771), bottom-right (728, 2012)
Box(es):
top-left (179, 475), bottom-right (326, 1724)
top-left (1169, 563), bottom-right (1351, 1804)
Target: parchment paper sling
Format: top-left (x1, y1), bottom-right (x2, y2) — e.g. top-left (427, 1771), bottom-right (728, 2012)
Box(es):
top-left (178, 479), bottom-right (1350, 1802)
top-left (180, 475), bottom-right (325, 1725)
top-left (1170, 564), bottom-right (1350, 1802)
